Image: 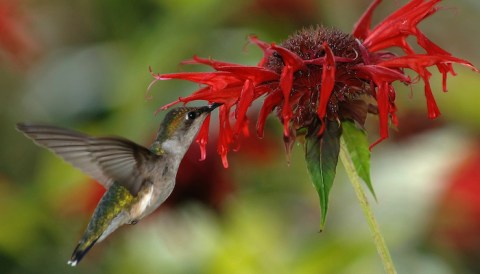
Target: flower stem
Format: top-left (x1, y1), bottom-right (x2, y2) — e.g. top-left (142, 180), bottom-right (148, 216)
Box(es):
top-left (339, 137), bottom-right (397, 274)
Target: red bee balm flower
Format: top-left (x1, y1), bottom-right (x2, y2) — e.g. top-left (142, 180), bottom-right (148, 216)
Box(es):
top-left (151, 0), bottom-right (477, 168)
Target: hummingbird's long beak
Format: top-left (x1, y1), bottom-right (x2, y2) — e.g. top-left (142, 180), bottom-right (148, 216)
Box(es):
top-left (208, 102), bottom-right (223, 112)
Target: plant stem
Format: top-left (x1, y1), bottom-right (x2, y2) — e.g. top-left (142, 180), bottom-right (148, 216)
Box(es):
top-left (339, 137), bottom-right (397, 274)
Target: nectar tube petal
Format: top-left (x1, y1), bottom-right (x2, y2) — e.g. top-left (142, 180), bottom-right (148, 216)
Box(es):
top-left (233, 79), bottom-right (254, 135)
top-left (271, 43), bottom-right (308, 136)
top-left (181, 55), bottom-right (243, 69)
top-left (249, 35), bottom-right (275, 67)
top-left (316, 43), bottom-right (336, 123)
top-left (256, 89), bottom-right (282, 138)
top-left (196, 115), bottom-right (211, 161)
top-left (370, 82), bottom-right (390, 149)
top-left (353, 0), bottom-right (383, 39)
top-left (279, 65), bottom-right (294, 136)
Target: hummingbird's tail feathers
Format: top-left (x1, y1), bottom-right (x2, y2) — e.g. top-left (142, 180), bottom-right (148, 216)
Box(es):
top-left (67, 238), bottom-right (98, 267)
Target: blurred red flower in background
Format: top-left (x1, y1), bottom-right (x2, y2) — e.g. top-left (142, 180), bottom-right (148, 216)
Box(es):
top-left (164, 138), bottom-right (234, 212)
top-left (0, 0), bottom-right (40, 68)
top-left (152, 0), bottom-right (477, 167)
top-left (426, 140), bottom-right (480, 272)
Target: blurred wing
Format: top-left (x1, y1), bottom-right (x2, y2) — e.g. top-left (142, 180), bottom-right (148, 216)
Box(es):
top-left (16, 123), bottom-right (155, 195)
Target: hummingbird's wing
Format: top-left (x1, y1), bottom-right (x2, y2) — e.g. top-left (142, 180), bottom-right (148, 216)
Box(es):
top-left (16, 123), bottom-right (157, 196)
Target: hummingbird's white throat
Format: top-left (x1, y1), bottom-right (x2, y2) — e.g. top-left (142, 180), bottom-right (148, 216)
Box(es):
top-left (161, 139), bottom-right (183, 155)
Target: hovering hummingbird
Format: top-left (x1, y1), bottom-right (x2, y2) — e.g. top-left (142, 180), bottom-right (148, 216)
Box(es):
top-left (16, 103), bottom-right (221, 266)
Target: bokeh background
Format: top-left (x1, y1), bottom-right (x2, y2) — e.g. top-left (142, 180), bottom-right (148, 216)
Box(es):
top-left (1, 0), bottom-right (480, 273)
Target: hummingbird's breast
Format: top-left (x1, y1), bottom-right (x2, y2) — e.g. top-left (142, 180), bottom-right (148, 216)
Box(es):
top-left (128, 155), bottom-right (180, 220)
top-left (129, 178), bottom-right (176, 220)
top-left (129, 184), bottom-right (154, 219)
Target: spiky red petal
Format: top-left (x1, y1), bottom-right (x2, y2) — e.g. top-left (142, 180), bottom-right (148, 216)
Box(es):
top-left (196, 115), bottom-right (211, 161)
top-left (316, 43), bottom-right (336, 124)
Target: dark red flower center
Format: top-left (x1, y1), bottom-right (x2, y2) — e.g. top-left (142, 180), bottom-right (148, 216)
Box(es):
top-left (265, 26), bottom-right (371, 131)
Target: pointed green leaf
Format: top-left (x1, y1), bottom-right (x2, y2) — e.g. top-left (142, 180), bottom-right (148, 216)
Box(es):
top-left (305, 121), bottom-right (341, 230)
top-left (341, 120), bottom-right (376, 199)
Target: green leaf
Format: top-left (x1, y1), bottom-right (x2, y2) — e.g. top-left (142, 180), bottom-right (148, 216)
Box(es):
top-left (305, 121), bottom-right (341, 230)
top-left (341, 120), bottom-right (376, 199)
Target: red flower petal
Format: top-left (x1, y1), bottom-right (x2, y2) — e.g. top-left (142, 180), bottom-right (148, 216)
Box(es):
top-left (233, 79), bottom-right (254, 135)
top-left (153, 71), bottom-right (242, 91)
top-left (256, 89), bottom-right (282, 138)
top-left (379, 54), bottom-right (478, 118)
top-left (249, 35), bottom-right (275, 67)
top-left (181, 55), bottom-right (243, 69)
top-left (271, 44), bottom-right (306, 136)
top-left (215, 66), bottom-right (279, 84)
top-left (316, 43), bottom-right (336, 122)
top-left (278, 65), bottom-right (294, 136)
top-left (218, 105), bottom-right (233, 168)
top-left (423, 78), bottom-right (441, 119)
top-left (363, 0), bottom-right (441, 52)
top-left (271, 43), bottom-right (306, 69)
top-left (352, 0), bottom-right (382, 40)
top-left (378, 54), bottom-right (477, 71)
top-left (353, 65), bottom-right (410, 84)
top-left (196, 114), bottom-right (211, 161)
top-left (370, 81), bottom-right (390, 149)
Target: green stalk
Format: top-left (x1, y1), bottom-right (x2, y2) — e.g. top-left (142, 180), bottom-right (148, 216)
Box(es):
top-left (339, 137), bottom-right (397, 274)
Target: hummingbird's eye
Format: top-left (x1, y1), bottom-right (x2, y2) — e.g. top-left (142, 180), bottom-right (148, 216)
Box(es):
top-left (186, 111), bottom-right (198, 120)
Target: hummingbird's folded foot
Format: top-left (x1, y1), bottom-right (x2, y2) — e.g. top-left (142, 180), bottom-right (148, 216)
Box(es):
top-left (129, 219), bottom-right (138, 225)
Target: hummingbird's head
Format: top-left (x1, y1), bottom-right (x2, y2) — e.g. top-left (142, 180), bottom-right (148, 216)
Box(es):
top-left (153, 103), bottom-right (221, 155)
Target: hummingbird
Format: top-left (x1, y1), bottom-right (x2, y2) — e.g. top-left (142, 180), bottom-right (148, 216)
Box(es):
top-left (16, 103), bottom-right (221, 266)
